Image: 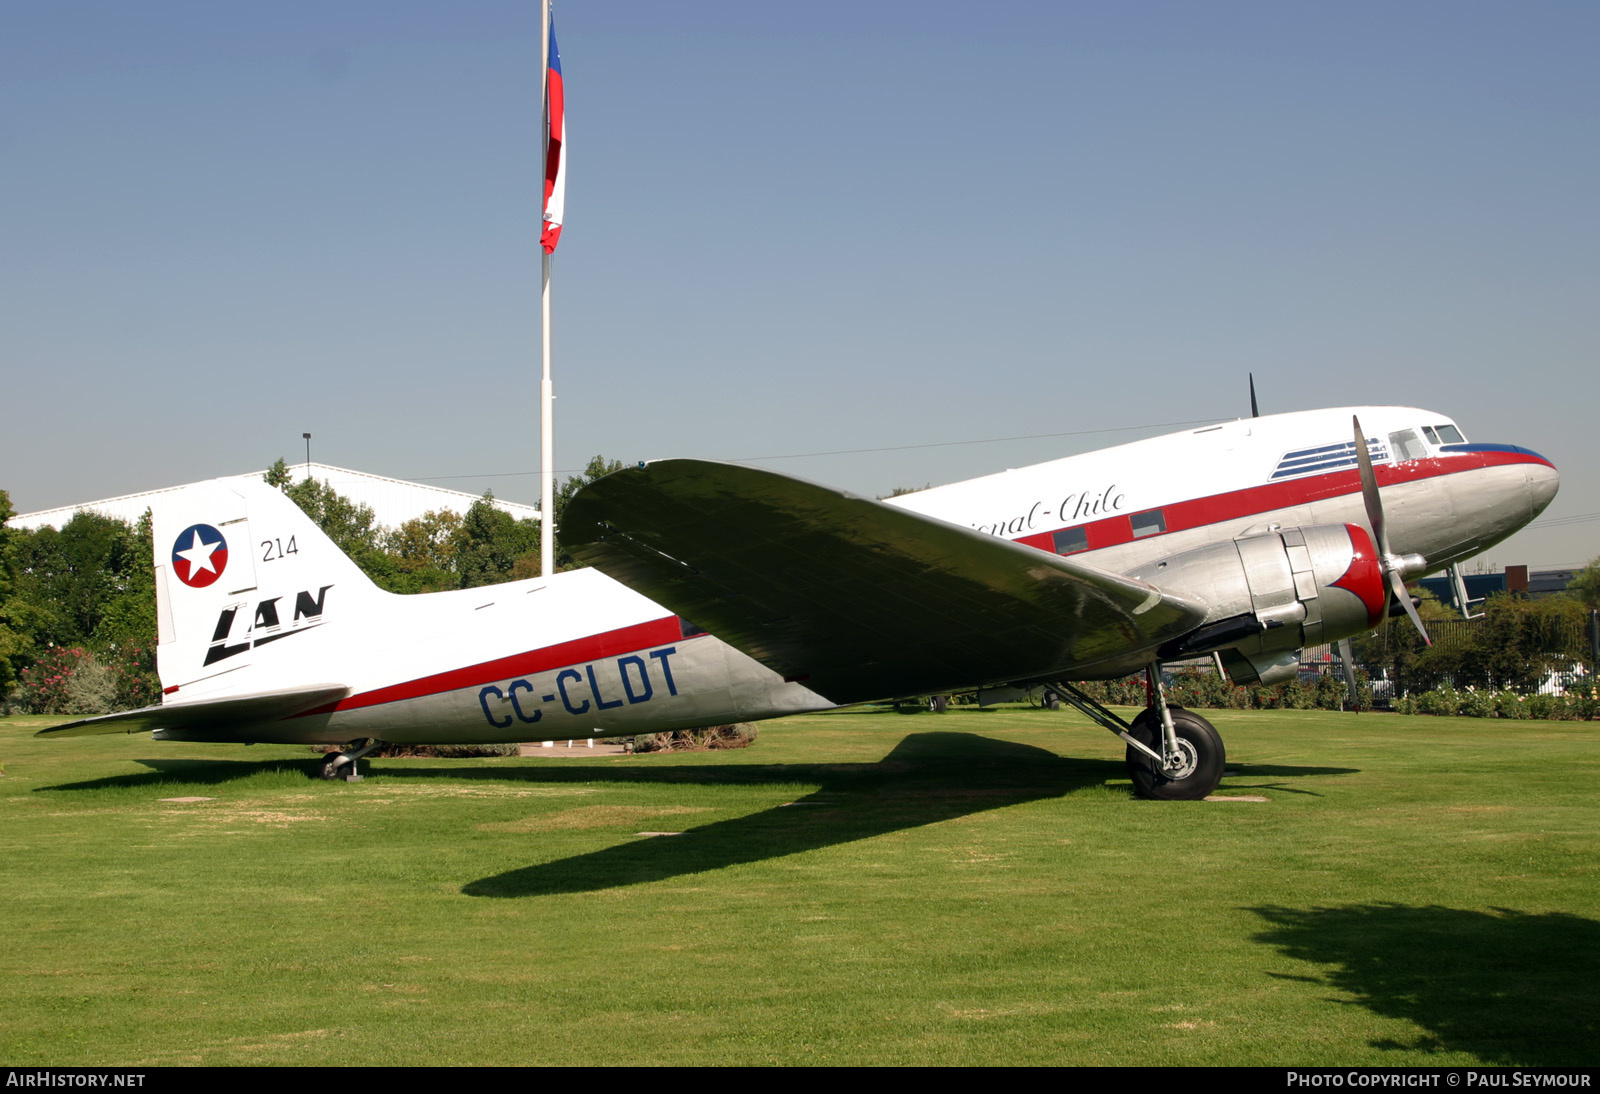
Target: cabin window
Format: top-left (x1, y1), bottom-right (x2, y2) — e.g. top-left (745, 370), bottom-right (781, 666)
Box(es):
top-left (1131, 509), bottom-right (1166, 538)
top-left (1422, 426), bottom-right (1440, 445)
top-left (1053, 527), bottom-right (1088, 555)
top-left (1434, 423), bottom-right (1465, 444)
top-left (1389, 429), bottom-right (1428, 462)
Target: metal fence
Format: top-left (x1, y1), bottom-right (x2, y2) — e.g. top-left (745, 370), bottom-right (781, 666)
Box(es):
top-left (1298, 648), bottom-right (1592, 698)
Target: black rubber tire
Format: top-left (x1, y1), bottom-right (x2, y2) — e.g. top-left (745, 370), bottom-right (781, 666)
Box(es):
top-left (1125, 706), bottom-right (1225, 801)
top-left (319, 753), bottom-right (344, 781)
top-left (928, 694), bottom-right (949, 713)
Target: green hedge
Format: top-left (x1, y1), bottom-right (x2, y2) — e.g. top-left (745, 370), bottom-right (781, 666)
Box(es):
top-left (1394, 684), bottom-right (1600, 720)
top-left (1073, 670), bottom-right (1598, 720)
top-left (1075, 668), bottom-right (1367, 712)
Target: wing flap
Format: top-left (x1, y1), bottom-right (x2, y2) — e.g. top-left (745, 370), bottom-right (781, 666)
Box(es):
top-left (34, 684), bottom-right (351, 738)
top-left (564, 460), bottom-right (1204, 703)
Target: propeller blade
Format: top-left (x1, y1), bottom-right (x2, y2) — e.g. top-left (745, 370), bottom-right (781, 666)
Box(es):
top-left (1336, 638), bottom-right (1361, 708)
top-left (1352, 414), bottom-right (1431, 647)
top-left (1387, 568), bottom-right (1433, 647)
top-left (1352, 415), bottom-right (1391, 558)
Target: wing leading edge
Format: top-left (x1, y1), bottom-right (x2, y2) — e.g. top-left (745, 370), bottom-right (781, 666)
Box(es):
top-left (563, 460), bottom-right (1206, 704)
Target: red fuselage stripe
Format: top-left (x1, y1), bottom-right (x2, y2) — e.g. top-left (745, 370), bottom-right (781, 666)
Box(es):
top-left (301, 616), bottom-right (686, 716)
top-left (1014, 450), bottom-right (1544, 555)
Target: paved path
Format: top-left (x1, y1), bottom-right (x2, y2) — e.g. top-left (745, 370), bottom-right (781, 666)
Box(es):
top-left (517, 740), bottom-right (631, 758)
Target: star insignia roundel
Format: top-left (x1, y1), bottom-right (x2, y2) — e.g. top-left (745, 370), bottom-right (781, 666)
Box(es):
top-left (172, 524), bottom-right (229, 588)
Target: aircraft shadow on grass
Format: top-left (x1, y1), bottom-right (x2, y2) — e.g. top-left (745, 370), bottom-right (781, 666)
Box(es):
top-left (460, 731), bottom-right (1100, 898)
top-left (41, 756), bottom-right (334, 791)
top-left (37, 731), bottom-right (1355, 896)
top-left (1207, 763), bottom-right (1360, 798)
top-left (458, 732), bottom-right (1356, 898)
top-left (1251, 903), bottom-right (1600, 1066)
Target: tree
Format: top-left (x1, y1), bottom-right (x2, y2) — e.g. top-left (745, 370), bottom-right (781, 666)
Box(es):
top-left (382, 510), bottom-right (464, 594)
top-left (282, 478), bottom-right (382, 558)
top-left (251, 455), bottom-right (627, 592)
top-left (0, 502), bottom-right (158, 712)
top-left (0, 489), bottom-right (25, 696)
top-left (1353, 586), bottom-right (1467, 695)
top-left (270, 475), bottom-right (403, 589)
top-left (454, 491), bottom-right (539, 589)
top-left (443, 456), bottom-right (623, 586)
top-left (95, 510), bottom-right (157, 652)
top-left (1451, 593), bottom-right (1587, 691)
top-left (6, 510), bottom-right (144, 648)
top-left (1567, 555), bottom-right (1600, 613)
top-left (1358, 587), bottom-right (1589, 694)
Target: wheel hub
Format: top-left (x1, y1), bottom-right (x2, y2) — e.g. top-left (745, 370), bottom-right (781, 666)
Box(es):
top-left (1161, 738), bottom-right (1198, 780)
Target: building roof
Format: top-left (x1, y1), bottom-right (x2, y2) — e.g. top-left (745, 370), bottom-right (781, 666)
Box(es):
top-left (1418, 567), bottom-right (1578, 606)
top-left (9, 464), bottom-right (539, 532)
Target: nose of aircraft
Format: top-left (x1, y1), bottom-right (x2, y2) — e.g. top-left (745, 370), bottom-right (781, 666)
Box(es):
top-left (1527, 458), bottom-right (1559, 520)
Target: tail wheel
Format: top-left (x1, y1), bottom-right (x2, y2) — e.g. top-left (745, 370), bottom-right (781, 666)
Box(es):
top-left (1125, 706), bottom-right (1225, 801)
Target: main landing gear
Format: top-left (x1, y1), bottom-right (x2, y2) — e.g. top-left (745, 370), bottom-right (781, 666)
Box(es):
top-left (1050, 663), bottom-right (1226, 801)
top-left (1123, 706), bottom-right (1225, 800)
top-left (318, 738), bottom-right (384, 782)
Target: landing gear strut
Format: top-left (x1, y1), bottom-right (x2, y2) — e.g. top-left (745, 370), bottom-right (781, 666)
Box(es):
top-left (318, 738), bottom-right (384, 782)
top-left (1049, 663), bottom-right (1226, 801)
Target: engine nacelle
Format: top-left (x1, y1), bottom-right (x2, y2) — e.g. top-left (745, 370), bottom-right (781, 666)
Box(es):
top-left (1125, 524), bottom-right (1386, 685)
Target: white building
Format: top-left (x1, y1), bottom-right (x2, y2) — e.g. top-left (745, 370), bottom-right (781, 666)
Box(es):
top-left (10, 464), bottom-right (538, 532)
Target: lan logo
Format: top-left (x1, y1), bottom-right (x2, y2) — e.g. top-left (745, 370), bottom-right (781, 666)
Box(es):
top-left (204, 585), bottom-right (334, 666)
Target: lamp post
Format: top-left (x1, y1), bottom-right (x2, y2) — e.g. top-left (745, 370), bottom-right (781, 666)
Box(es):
top-left (303, 433), bottom-right (312, 481)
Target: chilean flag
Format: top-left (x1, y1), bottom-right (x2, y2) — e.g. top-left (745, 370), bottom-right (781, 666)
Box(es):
top-left (542, 17), bottom-right (566, 254)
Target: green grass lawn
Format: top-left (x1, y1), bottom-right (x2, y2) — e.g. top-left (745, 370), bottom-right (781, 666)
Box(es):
top-left (2, 705), bottom-right (1595, 1066)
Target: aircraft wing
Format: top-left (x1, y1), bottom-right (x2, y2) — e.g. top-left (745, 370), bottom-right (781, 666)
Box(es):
top-left (34, 684), bottom-right (351, 738)
top-left (563, 460), bottom-right (1206, 704)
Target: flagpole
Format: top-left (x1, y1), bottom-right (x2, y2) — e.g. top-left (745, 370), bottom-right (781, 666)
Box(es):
top-left (541, 254), bottom-right (554, 577)
top-left (538, 0), bottom-right (555, 578)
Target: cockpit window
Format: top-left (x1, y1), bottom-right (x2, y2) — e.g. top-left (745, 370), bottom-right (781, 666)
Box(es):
top-left (1422, 426), bottom-right (1440, 445)
top-left (1389, 429), bottom-right (1428, 462)
top-left (1434, 423), bottom-right (1464, 444)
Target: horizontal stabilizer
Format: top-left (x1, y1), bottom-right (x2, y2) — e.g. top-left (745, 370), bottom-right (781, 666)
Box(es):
top-left (564, 460), bottom-right (1206, 703)
top-left (34, 684), bottom-right (351, 739)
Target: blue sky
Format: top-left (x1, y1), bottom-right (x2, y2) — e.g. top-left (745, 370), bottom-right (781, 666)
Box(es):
top-left (4, 1), bottom-right (1596, 568)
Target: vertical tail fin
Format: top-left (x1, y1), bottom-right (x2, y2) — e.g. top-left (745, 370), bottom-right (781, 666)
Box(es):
top-left (152, 479), bottom-right (387, 700)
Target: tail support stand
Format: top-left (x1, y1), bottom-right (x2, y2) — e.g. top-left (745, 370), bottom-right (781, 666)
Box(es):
top-left (320, 738), bottom-right (383, 782)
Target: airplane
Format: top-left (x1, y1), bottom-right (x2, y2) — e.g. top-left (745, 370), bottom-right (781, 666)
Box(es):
top-left (38, 405), bottom-right (1557, 800)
